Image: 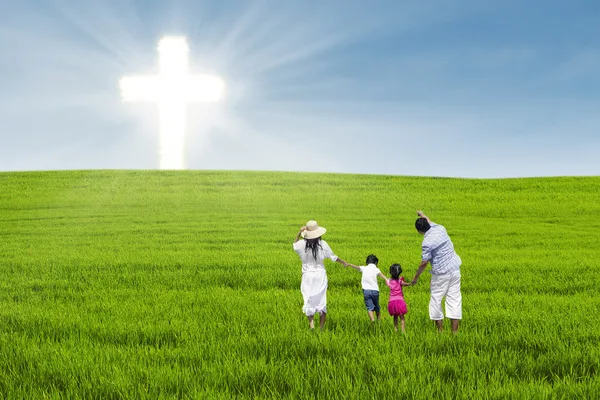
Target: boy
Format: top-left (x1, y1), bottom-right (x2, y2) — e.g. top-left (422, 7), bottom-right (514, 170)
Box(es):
top-left (348, 254), bottom-right (389, 322)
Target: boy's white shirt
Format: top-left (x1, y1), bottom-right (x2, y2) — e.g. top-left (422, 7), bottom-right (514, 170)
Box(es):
top-left (359, 263), bottom-right (381, 291)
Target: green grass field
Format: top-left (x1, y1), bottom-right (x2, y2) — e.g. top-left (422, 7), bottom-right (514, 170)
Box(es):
top-left (0, 170), bottom-right (599, 399)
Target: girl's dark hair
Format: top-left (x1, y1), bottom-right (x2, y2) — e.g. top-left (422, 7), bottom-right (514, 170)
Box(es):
top-left (305, 237), bottom-right (323, 260)
top-left (389, 264), bottom-right (402, 280)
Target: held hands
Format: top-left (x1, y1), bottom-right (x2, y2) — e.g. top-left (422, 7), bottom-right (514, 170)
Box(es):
top-left (345, 263), bottom-right (360, 270)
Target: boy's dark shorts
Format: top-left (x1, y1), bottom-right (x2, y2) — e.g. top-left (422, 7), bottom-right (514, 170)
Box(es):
top-left (362, 289), bottom-right (380, 312)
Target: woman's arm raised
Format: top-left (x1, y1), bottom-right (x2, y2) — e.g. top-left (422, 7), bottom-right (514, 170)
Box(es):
top-left (294, 226), bottom-right (307, 243)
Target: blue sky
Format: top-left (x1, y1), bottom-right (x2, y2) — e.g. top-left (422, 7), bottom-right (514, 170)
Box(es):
top-left (0, 0), bottom-right (598, 177)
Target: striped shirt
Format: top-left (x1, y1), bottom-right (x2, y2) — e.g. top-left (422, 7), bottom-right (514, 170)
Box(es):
top-left (421, 222), bottom-right (461, 275)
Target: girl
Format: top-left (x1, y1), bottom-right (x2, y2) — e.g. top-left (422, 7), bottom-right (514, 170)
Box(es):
top-left (387, 263), bottom-right (411, 332)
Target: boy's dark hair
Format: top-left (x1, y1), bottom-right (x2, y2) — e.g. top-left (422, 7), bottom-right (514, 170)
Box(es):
top-left (366, 254), bottom-right (378, 265)
top-left (389, 264), bottom-right (402, 280)
top-left (305, 237), bottom-right (323, 260)
top-left (415, 218), bottom-right (431, 233)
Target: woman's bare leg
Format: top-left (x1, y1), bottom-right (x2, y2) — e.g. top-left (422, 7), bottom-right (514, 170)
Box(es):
top-left (400, 315), bottom-right (406, 333)
top-left (319, 312), bottom-right (326, 330)
top-left (307, 315), bottom-right (315, 330)
top-left (393, 316), bottom-right (399, 332)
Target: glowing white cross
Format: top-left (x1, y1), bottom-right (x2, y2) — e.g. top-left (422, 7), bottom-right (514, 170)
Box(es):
top-left (119, 36), bottom-right (225, 169)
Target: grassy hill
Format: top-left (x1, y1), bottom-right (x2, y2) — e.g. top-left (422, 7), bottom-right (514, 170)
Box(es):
top-left (1, 170), bottom-right (599, 398)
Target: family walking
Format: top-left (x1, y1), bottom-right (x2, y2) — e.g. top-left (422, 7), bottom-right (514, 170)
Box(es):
top-left (292, 211), bottom-right (462, 333)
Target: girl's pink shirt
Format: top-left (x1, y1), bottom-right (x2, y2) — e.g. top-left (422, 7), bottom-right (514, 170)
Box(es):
top-left (386, 277), bottom-right (405, 301)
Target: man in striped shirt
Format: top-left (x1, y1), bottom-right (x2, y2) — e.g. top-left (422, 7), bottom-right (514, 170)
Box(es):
top-left (411, 211), bottom-right (462, 333)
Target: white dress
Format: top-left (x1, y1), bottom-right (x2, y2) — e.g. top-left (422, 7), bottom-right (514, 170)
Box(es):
top-left (293, 239), bottom-right (338, 316)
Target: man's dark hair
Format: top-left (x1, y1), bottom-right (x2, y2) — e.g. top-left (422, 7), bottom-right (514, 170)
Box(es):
top-left (415, 218), bottom-right (431, 233)
top-left (366, 254), bottom-right (379, 265)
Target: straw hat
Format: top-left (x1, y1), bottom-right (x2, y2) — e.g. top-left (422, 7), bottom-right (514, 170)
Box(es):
top-left (302, 220), bottom-right (327, 239)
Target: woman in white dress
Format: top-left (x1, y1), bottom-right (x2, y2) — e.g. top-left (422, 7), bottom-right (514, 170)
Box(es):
top-left (293, 220), bottom-right (350, 330)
